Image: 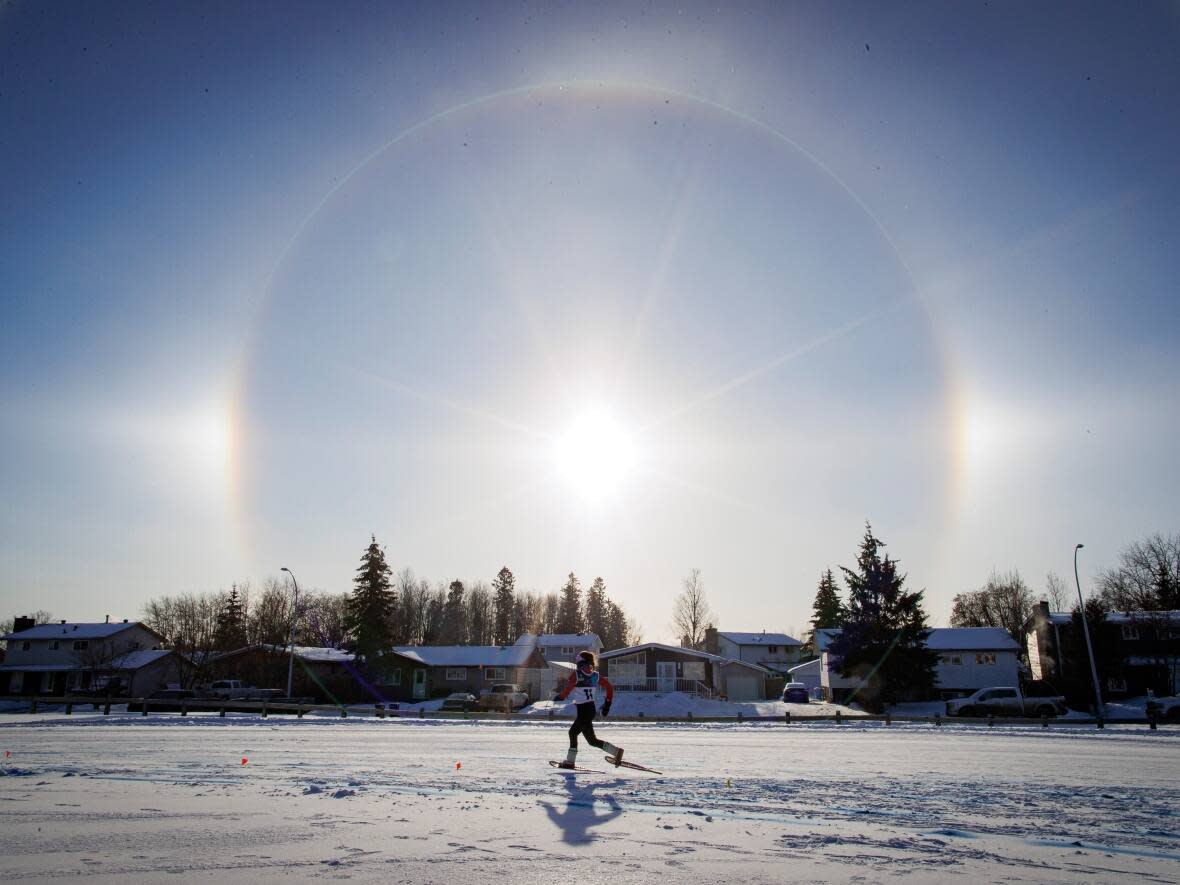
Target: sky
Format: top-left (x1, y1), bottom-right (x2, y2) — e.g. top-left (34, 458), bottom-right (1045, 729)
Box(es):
top-left (2, 1), bottom-right (1178, 643)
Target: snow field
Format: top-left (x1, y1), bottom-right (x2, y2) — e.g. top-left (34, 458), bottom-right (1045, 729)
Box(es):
top-left (1, 715), bottom-right (1178, 883)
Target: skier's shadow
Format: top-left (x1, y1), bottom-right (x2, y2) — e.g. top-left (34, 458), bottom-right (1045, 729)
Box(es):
top-left (540, 775), bottom-right (625, 844)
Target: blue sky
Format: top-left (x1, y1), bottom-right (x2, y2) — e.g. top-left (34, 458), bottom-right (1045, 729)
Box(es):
top-left (2, 1), bottom-right (1178, 641)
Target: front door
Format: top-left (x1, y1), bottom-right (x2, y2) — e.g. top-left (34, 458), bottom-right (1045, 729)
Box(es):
top-left (656, 662), bottom-right (676, 692)
top-left (412, 669), bottom-right (426, 700)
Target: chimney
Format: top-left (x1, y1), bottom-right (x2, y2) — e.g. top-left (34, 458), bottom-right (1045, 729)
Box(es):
top-left (105, 615), bottom-right (110, 624)
top-left (123, 619), bottom-right (128, 624)
top-left (704, 626), bottom-right (719, 655)
top-left (12, 615), bottom-right (35, 633)
top-left (61, 619), bottom-right (66, 624)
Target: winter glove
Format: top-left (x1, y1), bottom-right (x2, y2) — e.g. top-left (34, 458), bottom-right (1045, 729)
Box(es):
top-left (601, 700), bottom-right (611, 717)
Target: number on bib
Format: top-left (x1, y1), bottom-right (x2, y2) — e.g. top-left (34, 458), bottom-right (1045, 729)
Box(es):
top-left (581, 688), bottom-right (594, 702)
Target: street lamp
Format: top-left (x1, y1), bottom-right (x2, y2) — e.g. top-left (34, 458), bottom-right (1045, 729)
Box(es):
top-left (281, 567), bottom-right (300, 699)
top-left (1074, 544), bottom-right (1104, 716)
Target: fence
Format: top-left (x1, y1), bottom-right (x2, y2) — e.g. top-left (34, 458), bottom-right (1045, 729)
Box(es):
top-left (609, 678), bottom-right (714, 698)
top-left (0, 695), bottom-right (1173, 729)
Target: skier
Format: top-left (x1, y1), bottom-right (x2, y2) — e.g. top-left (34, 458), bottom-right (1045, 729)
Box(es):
top-left (554, 651), bottom-right (623, 769)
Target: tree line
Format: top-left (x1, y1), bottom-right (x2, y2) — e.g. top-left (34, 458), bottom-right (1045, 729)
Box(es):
top-left (137, 535), bottom-right (641, 684)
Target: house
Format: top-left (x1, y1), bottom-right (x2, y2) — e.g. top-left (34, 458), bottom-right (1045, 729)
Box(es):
top-left (530, 633), bottom-right (603, 664)
top-left (207, 644), bottom-right (360, 703)
top-left (818, 627), bottom-right (1022, 703)
top-left (390, 643), bottom-right (551, 703)
top-left (1025, 601), bottom-right (1180, 702)
top-left (787, 658), bottom-right (822, 694)
top-left (599, 642), bottom-right (773, 701)
top-left (0, 617), bottom-right (181, 696)
top-left (705, 628), bottom-right (804, 675)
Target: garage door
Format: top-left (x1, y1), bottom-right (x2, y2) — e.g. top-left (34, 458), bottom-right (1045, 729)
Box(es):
top-left (726, 676), bottom-right (759, 701)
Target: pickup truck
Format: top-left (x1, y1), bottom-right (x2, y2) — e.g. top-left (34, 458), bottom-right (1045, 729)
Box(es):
top-left (479, 683), bottom-right (529, 710)
top-left (946, 685), bottom-right (1068, 718)
top-left (208, 680), bottom-right (283, 700)
top-left (1146, 696), bottom-right (1180, 722)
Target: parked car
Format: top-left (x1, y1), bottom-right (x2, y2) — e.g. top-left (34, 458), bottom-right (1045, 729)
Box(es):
top-left (781, 682), bottom-right (809, 704)
top-left (440, 692), bottom-right (479, 711)
top-left (479, 684), bottom-right (529, 710)
top-left (1146, 696), bottom-right (1180, 722)
top-left (946, 685), bottom-right (1067, 718)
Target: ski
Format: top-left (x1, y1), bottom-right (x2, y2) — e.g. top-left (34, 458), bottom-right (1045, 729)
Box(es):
top-left (605, 756), bottom-right (662, 774)
top-left (549, 760), bottom-right (599, 773)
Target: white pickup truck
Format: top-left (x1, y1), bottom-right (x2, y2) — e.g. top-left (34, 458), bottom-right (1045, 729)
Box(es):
top-left (946, 685), bottom-right (1068, 718)
top-left (479, 683), bottom-right (529, 710)
top-left (1146, 696), bottom-right (1180, 722)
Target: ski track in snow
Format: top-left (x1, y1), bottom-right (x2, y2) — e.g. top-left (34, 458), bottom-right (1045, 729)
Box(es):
top-left (0, 714), bottom-right (1178, 883)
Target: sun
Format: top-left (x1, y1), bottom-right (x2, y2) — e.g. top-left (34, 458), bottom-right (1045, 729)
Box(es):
top-left (553, 411), bottom-right (638, 501)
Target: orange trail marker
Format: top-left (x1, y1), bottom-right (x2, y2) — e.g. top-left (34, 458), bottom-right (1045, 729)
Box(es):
top-left (241, 757), bottom-right (248, 765)
top-left (455, 761), bottom-right (461, 770)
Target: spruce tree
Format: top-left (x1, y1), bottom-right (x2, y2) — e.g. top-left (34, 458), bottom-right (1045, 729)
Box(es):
top-left (213, 584), bottom-right (247, 651)
top-left (584, 576), bottom-right (608, 642)
top-left (556, 573), bottom-right (583, 634)
top-left (603, 601), bottom-right (629, 651)
top-left (345, 535), bottom-right (396, 665)
top-left (808, 569), bottom-right (845, 648)
top-left (441, 580), bottom-right (467, 644)
top-left (829, 523), bottom-right (938, 711)
top-left (492, 566), bottom-right (516, 645)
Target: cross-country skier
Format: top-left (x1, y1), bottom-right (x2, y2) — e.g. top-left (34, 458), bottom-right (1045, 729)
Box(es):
top-left (554, 651), bottom-right (623, 769)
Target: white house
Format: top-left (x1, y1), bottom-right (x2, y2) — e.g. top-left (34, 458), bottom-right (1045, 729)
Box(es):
top-left (600, 642), bottom-right (773, 700)
top-left (707, 629), bottom-right (804, 675)
top-left (818, 627), bottom-right (1022, 702)
top-left (527, 633), bottom-right (603, 663)
top-left (0, 618), bottom-right (178, 696)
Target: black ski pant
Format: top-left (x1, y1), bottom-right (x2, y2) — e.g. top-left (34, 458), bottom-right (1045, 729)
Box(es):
top-left (569, 702), bottom-right (605, 749)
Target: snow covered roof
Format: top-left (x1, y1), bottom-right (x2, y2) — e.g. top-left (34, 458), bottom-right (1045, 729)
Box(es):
top-left (1046, 610), bottom-right (1180, 626)
top-left (718, 631), bottom-right (803, 647)
top-left (809, 627), bottom-right (1019, 652)
top-left (293, 646), bottom-right (355, 664)
top-left (813, 629), bottom-right (842, 652)
top-left (391, 645), bottom-right (537, 667)
top-left (788, 658), bottom-right (822, 676)
top-left (1, 621), bottom-right (159, 642)
top-left (925, 627), bottom-right (1019, 651)
top-left (0, 648), bottom-right (175, 671)
top-left (536, 633), bottom-right (602, 647)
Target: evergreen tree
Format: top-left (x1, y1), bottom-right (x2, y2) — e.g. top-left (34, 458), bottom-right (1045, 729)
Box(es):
top-left (584, 576), bottom-right (608, 641)
top-left (492, 566), bottom-right (516, 645)
top-left (441, 580), bottom-right (467, 644)
top-left (213, 584), bottom-right (248, 651)
top-left (556, 572), bottom-right (583, 634)
top-left (828, 523), bottom-right (938, 711)
top-left (807, 569), bottom-right (845, 648)
top-left (344, 535), bottom-right (396, 665)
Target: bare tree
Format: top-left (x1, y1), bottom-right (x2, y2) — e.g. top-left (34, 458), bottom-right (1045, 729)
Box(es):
top-left (247, 577), bottom-right (294, 647)
top-left (1097, 533), bottom-right (1180, 611)
top-left (0, 610), bottom-right (54, 653)
top-left (300, 592), bottom-right (349, 647)
top-left (141, 592), bottom-right (222, 687)
top-left (949, 570), bottom-right (1034, 645)
top-left (672, 568), bottom-right (713, 649)
top-left (1043, 571), bottom-right (1073, 611)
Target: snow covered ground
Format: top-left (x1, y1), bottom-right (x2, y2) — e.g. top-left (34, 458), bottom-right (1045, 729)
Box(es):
top-left (2, 712), bottom-right (1178, 883)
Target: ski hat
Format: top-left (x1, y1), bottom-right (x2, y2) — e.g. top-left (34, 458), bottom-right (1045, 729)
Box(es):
top-left (576, 651), bottom-right (596, 669)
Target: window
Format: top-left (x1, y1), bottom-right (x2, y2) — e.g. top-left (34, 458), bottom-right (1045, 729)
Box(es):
top-left (560, 646), bottom-right (575, 655)
top-left (1107, 676), bottom-right (1127, 692)
top-left (485, 667), bottom-right (505, 681)
top-left (975, 653), bottom-right (996, 665)
top-left (387, 670), bottom-right (402, 686)
top-left (73, 640), bottom-right (88, 651)
top-left (767, 645), bottom-right (778, 653)
top-left (683, 661), bottom-right (706, 681)
top-left (941, 655), bottom-right (963, 666)
top-left (40, 672), bottom-right (55, 693)
top-left (48, 640), bottom-right (59, 651)
top-left (445, 668), bottom-right (467, 681)
top-left (9, 672), bottom-right (23, 693)
top-left (21, 640), bottom-right (31, 652)
top-left (1121, 625), bottom-right (1140, 641)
